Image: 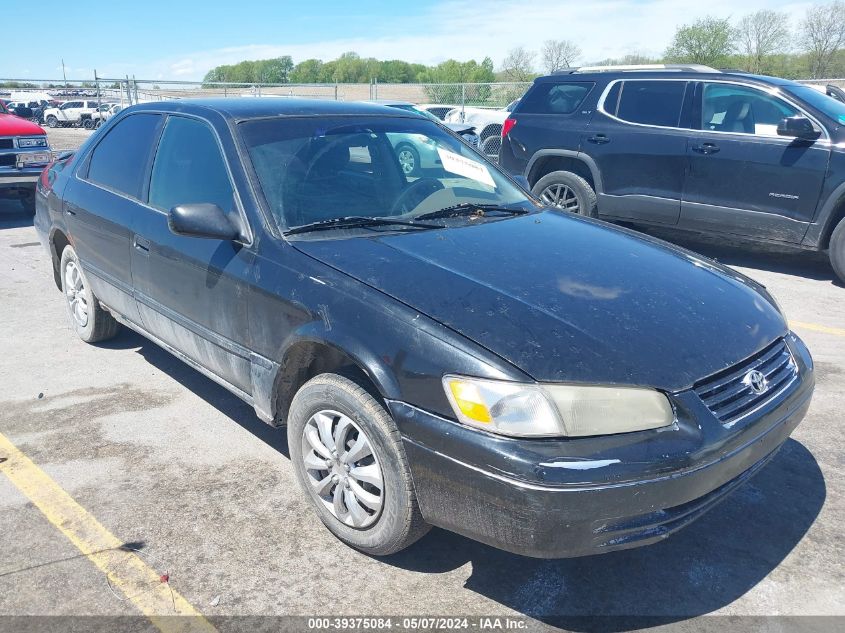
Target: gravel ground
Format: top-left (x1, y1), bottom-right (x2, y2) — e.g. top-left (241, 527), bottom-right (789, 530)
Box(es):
top-left (46, 127), bottom-right (94, 152)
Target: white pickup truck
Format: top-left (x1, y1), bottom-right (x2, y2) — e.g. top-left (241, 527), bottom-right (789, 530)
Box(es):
top-left (42, 100), bottom-right (98, 128)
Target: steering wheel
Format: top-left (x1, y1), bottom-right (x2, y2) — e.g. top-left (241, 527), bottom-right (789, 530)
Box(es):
top-left (391, 178), bottom-right (445, 215)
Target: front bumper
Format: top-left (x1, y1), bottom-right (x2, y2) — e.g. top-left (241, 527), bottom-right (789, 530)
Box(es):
top-left (0, 167), bottom-right (41, 186)
top-left (390, 334), bottom-right (814, 558)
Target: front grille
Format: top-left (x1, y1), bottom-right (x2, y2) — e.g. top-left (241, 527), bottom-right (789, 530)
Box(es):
top-left (0, 138), bottom-right (13, 150)
top-left (694, 338), bottom-right (798, 426)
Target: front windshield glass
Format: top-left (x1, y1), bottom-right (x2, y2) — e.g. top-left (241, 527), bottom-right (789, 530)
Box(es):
top-left (785, 85), bottom-right (845, 124)
top-left (240, 116), bottom-right (534, 231)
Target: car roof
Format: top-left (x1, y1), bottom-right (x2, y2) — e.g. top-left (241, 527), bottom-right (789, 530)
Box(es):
top-left (535, 70), bottom-right (798, 88)
top-left (129, 97), bottom-right (424, 121)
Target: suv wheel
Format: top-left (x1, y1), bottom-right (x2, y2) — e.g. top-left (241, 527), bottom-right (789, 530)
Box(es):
top-left (46, 115), bottom-right (58, 128)
top-left (288, 373), bottom-right (430, 555)
top-left (60, 246), bottom-right (120, 343)
top-left (533, 170), bottom-right (597, 217)
top-left (830, 218), bottom-right (845, 284)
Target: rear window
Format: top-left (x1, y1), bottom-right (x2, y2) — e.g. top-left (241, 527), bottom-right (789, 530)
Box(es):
top-left (519, 82), bottom-right (593, 114)
top-left (605, 80), bottom-right (687, 127)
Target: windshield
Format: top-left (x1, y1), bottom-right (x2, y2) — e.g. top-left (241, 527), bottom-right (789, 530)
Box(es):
top-left (785, 85), bottom-right (845, 124)
top-left (240, 116), bottom-right (534, 232)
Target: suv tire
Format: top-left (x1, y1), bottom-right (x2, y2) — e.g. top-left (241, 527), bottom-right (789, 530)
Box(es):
top-left (532, 170), bottom-right (598, 217)
top-left (46, 115), bottom-right (58, 128)
top-left (830, 218), bottom-right (845, 284)
top-left (288, 373), bottom-right (430, 556)
top-left (60, 246), bottom-right (120, 343)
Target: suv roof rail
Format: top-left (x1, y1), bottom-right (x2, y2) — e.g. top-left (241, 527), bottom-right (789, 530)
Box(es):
top-left (553, 64), bottom-right (721, 74)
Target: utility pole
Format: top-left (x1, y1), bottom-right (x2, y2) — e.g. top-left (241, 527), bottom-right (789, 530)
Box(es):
top-left (61, 59), bottom-right (68, 93)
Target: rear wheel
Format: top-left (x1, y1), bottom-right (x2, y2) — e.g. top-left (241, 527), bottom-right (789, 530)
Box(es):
top-left (830, 218), bottom-right (845, 284)
top-left (288, 373), bottom-right (430, 555)
top-left (46, 115), bottom-right (58, 128)
top-left (60, 246), bottom-right (120, 343)
top-left (532, 170), bottom-right (597, 217)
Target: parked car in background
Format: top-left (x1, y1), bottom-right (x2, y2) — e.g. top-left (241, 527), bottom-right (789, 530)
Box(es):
top-left (35, 98), bottom-right (813, 559)
top-left (417, 103), bottom-right (459, 120)
top-left (500, 65), bottom-right (845, 283)
top-left (5, 100), bottom-right (48, 122)
top-left (42, 100), bottom-right (98, 128)
top-left (365, 100), bottom-right (480, 175)
top-left (88, 103), bottom-right (123, 128)
top-left (445, 99), bottom-right (521, 160)
top-left (0, 99), bottom-right (51, 212)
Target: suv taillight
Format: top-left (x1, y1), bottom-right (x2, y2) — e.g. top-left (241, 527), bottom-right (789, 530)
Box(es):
top-left (502, 118), bottom-right (516, 138)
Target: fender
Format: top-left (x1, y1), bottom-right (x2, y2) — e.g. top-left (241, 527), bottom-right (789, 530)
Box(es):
top-left (525, 149), bottom-right (604, 193)
top-left (802, 178), bottom-right (845, 249)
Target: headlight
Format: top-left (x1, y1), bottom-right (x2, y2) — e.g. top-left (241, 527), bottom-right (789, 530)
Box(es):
top-left (443, 375), bottom-right (675, 438)
top-left (17, 137), bottom-right (48, 148)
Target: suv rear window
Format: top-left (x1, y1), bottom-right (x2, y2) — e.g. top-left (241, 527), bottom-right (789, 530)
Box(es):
top-left (519, 82), bottom-right (593, 114)
top-left (604, 80), bottom-right (687, 127)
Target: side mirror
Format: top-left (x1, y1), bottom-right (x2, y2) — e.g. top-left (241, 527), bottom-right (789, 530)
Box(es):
top-left (777, 116), bottom-right (821, 140)
top-left (167, 203), bottom-right (239, 240)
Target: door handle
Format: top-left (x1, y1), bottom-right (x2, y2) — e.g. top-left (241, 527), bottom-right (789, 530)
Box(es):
top-left (692, 142), bottom-right (720, 154)
top-left (133, 235), bottom-right (150, 253)
top-left (64, 204), bottom-right (78, 216)
top-left (587, 134), bottom-right (610, 144)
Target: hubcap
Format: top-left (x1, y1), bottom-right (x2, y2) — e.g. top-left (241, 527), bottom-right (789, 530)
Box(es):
top-left (540, 183), bottom-right (580, 213)
top-left (398, 149), bottom-right (416, 175)
top-left (301, 410), bottom-right (384, 528)
top-left (64, 261), bottom-right (89, 327)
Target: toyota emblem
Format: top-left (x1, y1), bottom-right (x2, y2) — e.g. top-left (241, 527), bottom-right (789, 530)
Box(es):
top-left (743, 370), bottom-right (769, 395)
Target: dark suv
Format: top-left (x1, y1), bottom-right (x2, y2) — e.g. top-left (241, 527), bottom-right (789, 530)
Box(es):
top-left (499, 65), bottom-right (845, 282)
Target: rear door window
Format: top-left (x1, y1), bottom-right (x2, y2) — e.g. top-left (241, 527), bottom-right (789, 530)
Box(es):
top-left (519, 82), bottom-right (594, 114)
top-left (85, 113), bottom-right (162, 199)
top-left (148, 116), bottom-right (235, 214)
top-left (606, 80), bottom-right (688, 127)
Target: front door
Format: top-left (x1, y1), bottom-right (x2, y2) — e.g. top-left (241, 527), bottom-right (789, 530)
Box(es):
top-left (131, 114), bottom-right (254, 393)
top-left (681, 82), bottom-right (830, 242)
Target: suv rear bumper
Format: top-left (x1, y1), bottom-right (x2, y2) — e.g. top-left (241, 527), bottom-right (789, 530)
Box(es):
top-left (388, 338), bottom-right (814, 558)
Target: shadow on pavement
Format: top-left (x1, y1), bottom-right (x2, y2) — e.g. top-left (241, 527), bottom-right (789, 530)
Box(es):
top-left (0, 199), bottom-right (34, 230)
top-left (640, 227), bottom-right (839, 285)
top-left (97, 319), bottom-right (825, 631)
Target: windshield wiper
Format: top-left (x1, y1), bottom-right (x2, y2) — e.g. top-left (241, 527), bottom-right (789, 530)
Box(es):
top-left (415, 203), bottom-right (530, 222)
top-left (284, 216), bottom-right (444, 236)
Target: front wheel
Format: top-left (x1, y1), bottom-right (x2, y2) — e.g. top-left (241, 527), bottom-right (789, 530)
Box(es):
top-left (60, 246), bottom-right (120, 343)
top-left (532, 170), bottom-right (597, 217)
top-left (288, 373), bottom-right (430, 556)
top-left (46, 115), bottom-right (58, 128)
top-left (830, 218), bottom-right (845, 284)
top-left (395, 143), bottom-right (421, 177)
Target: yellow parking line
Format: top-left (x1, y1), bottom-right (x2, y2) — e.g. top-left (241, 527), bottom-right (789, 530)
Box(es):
top-left (0, 432), bottom-right (216, 633)
top-left (790, 320), bottom-right (845, 338)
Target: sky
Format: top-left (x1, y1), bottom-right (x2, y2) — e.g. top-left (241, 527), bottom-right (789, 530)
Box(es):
top-left (3, 0), bottom-right (814, 82)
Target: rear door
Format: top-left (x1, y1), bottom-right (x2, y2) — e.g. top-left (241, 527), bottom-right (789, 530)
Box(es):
top-left (584, 79), bottom-right (692, 225)
top-left (681, 81), bottom-right (830, 242)
top-left (63, 113), bottom-right (163, 323)
top-left (131, 114), bottom-right (254, 393)
top-left (501, 80), bottom-right (595, 176)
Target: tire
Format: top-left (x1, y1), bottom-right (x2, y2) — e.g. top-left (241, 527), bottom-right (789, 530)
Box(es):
top-left (288, 373), bottom-right (430, 556)
top-left (830, 218), bottom-right (845, 284)
top-left (59, 246), bottom-right (120, 343)
top-left (395, 143), bottom-right (421, 177)
top-left (532, 170), bottom-right (598, 217)
top-left (82, 118), bottom-right (95, 130)
top-left (46, 115), bottom-right (58, 128)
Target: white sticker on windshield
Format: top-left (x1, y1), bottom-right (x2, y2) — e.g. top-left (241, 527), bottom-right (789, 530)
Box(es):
top-left (436, 148), bottom-right (495, 188)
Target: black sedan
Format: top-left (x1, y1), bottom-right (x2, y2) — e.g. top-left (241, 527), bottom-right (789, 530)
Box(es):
top-left (34, 98), bottom-right (814, 558)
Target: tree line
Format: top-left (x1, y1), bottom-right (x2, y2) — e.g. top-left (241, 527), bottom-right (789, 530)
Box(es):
top-left (202, 53), bottom-right (496, 85)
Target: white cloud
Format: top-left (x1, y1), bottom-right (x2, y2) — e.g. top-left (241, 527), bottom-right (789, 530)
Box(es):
top-left (105, 0), bottom-right (814, 81)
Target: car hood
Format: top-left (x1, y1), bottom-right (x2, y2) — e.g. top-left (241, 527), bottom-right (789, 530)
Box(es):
top-left (294, 212), bottom-right (787, 391)
top-left (0, 113), bottom-right (46, 136)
